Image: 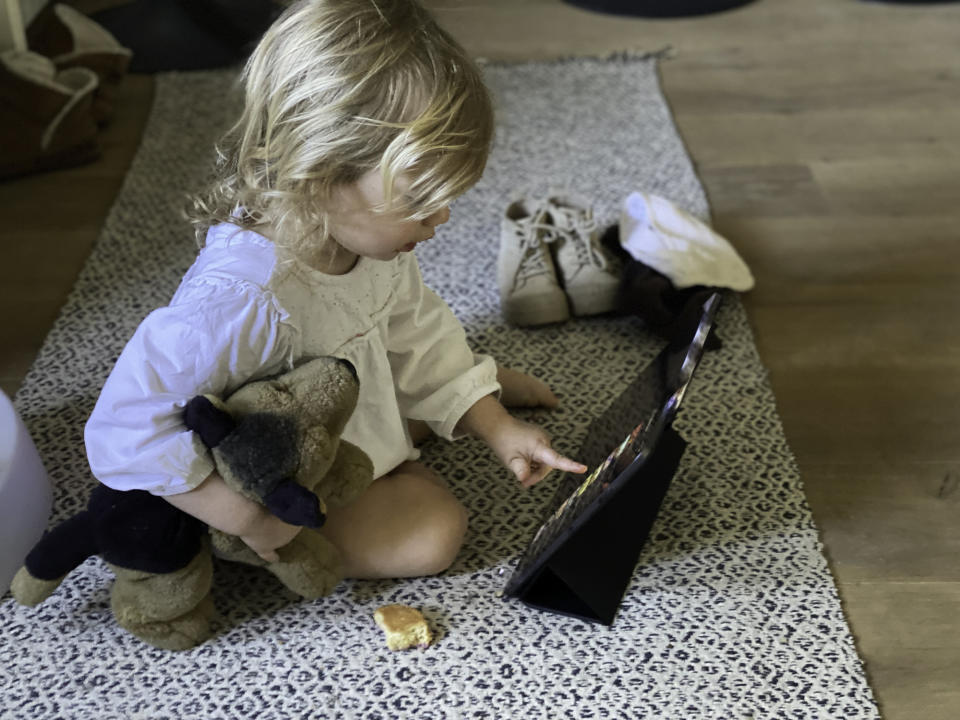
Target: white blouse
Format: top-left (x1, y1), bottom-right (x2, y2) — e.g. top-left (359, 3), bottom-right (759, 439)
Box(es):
top-left (84, 223), bottom-right (500, 496)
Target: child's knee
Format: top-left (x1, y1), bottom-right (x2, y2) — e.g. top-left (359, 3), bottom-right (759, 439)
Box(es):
top-left (428, 495), bottom-right (468, 574)
top-left (325, 466), bottom-right (469, 578)
top-left (409, 484), bottom-right (468, 576)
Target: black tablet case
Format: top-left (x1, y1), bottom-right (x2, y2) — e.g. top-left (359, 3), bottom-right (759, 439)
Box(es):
top-left (509, 425), bottom-right (686, 624)
top-left (504, 293), bottom-right (719, 625)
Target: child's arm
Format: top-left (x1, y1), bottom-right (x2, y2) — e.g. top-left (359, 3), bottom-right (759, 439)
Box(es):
top-left (457, 394), bottom-right (587, 488)
top-left (163, 471), bottom-right (302, 562)
top-left (407, 366), bottom-right (562, 446)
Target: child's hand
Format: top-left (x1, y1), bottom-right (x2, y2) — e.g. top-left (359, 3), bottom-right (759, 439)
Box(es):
top-left (239, 509), bottom-right (303, 563)
top-left (487, 415), bottom-right (587, 488)
top-left (459, 395), bottom-right (586, 488)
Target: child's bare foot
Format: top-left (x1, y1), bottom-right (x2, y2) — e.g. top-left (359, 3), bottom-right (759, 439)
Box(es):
top-left (497, 365), bottom-right (559, 409)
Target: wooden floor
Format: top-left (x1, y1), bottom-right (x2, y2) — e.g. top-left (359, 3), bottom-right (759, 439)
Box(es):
top-left (2, 0), bottom-right (959, 716)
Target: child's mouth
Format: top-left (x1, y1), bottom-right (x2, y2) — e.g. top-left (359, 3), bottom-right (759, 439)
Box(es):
top-left (400, 234), bottom-right (433, 253)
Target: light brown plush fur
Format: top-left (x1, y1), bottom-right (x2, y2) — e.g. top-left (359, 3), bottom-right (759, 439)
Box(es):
top-left (12, 356), bottom-right (374, 650)
top-left (208, 358), bottom-right (374, 599)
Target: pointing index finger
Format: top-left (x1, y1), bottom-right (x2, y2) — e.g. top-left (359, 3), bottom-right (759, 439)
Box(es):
top-left (537, 446), bottom-right (588, 474)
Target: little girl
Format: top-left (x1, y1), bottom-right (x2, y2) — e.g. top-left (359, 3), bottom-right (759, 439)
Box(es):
top-left (84, 0), bottom-right (585, 581)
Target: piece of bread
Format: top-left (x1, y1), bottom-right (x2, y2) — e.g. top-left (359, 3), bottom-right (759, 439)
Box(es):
top-left (373, 604), bottom-right (433, 651)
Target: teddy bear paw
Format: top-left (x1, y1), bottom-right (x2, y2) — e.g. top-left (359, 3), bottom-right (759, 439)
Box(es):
top-left (116, 594), bottom-right (217, 651)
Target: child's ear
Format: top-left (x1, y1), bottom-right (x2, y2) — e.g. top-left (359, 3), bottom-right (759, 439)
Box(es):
top-left (183, 395), bottom-right (236, 448)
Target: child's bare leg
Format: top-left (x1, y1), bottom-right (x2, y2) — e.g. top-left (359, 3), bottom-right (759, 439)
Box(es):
top-left (319, 461), bottom-right (467, 579)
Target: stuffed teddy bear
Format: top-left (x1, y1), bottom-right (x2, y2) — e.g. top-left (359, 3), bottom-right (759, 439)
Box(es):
top-left (11, 356), bottom-right (374, 650)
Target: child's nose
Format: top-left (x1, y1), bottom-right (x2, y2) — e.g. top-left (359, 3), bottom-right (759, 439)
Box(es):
top-left (423, 206), bottom-right (450, 228)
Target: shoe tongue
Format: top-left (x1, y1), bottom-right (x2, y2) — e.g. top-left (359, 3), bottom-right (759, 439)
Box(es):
top-left (549, 204), bottom-right (584, 231)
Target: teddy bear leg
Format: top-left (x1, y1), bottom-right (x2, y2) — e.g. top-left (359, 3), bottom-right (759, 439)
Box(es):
top-left (109, 548), bottom-right (216, 651)
top-left (211, 528), bottom-right (342, 598)
top-left (10, 568), bottom-right (65, 606)
top-left (266, 532), bottom-right (344, 599)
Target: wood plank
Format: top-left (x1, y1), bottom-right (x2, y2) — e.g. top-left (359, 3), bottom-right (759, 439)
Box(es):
top-left (743, 301), bottom-right (960, 371)
top-left (717, 216), bottom-right (960, 294)
top-left (754, 369), bottom-right (960, 467)
top-left (839, 582), bottom-right (960, 720)
top-left (803, 463), bottom-right (960, 582)
top-left (699, 164), bottom-right (830, 217)
top-left (675, 110), bottom-right (960, 166)
top-left (812, 158), bottom-right (960, 216)
top-left (664, 58), bottom-right (960, 115)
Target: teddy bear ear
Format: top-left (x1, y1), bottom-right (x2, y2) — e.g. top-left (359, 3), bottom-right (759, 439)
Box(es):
top-left (263, 480), bottom-right (327, 528)
top-left (183, 395), bottom-right (236, 448)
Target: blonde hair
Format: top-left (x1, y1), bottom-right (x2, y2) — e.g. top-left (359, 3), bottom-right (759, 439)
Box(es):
top-left (188, 0), bottom-right (494, 254)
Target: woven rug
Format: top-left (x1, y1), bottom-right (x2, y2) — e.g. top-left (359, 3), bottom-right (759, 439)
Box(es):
top-left (2, 57), bottom-right (881, 719)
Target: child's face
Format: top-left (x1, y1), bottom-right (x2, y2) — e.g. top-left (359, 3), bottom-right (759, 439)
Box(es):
top-left (326, 169), bottom-right (451, 261)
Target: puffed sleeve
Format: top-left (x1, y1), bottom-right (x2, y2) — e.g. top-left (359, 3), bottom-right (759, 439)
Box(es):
top-left (385, 253), bottom-right (500, 440)
top-left (84, 280), bottom-right (295, 496)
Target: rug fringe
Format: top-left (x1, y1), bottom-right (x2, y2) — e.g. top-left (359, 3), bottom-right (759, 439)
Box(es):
top-left (477, 46), bottom-right (674, 68)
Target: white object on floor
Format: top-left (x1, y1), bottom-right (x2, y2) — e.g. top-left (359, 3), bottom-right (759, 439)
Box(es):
top-left (619, 191), bottom-right (755, 291)
top-left (0, 389), bottom-right (51, 594)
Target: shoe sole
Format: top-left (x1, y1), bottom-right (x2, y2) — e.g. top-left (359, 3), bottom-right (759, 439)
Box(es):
top-left (567, 287), bottom-right (619, 317)
top-left (502, 294), bottom-right (571, 327)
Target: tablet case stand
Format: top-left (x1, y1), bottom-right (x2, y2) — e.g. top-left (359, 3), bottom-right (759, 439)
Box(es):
top-left (513, 424), bottom-right (687, 625)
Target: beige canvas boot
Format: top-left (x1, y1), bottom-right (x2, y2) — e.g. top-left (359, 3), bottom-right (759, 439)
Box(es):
top-left (546, 193), bottom-right (622, 317)
top-left (28, 4), bottom-right (133, 124)
top-left (0, 50), bottom-right (100, 181)
top-left (498, 198), bottom-right (570, 326)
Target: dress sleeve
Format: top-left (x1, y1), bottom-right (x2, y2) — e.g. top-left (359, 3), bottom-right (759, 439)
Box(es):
top-left (385, 254), bottom-right (500, 440)
top-left (84, 280), bottom-right (294, 496)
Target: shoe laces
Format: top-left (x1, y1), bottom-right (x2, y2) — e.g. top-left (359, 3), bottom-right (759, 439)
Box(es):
top-left (551, 207), bottom-right (609, 271)
top-left (512, 216), bottom-right (561, 285)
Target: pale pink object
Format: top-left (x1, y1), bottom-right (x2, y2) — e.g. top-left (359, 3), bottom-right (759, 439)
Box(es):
top-left (0, 390), bottom-right (52, 593)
